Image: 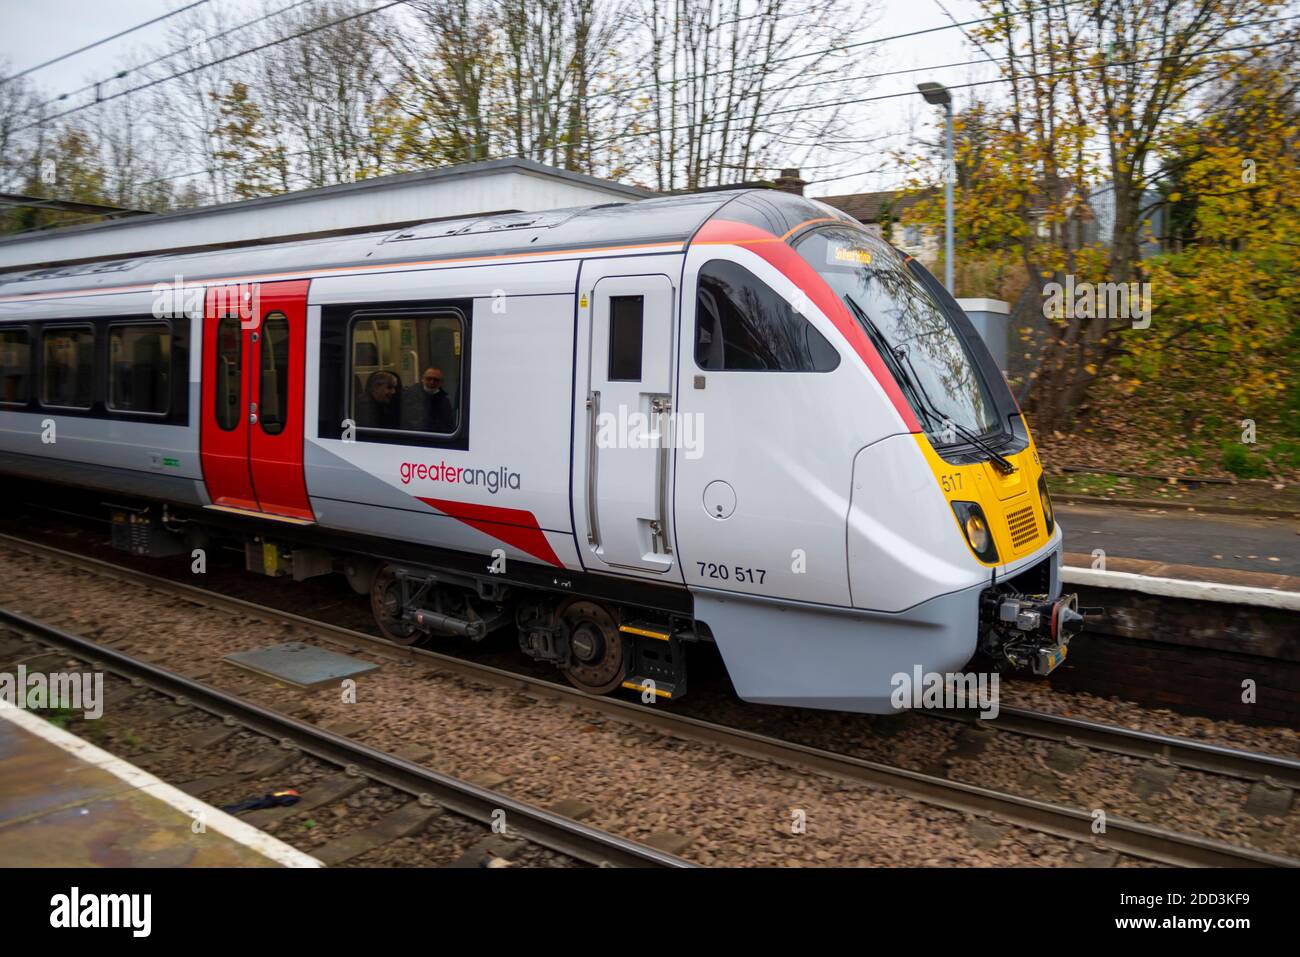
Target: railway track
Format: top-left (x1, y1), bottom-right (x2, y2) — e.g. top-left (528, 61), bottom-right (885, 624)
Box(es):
top-left (939, 705), bottom-right (1300, 791)
top-left (0, 610), bottom-right (691, 869)
top-left (1, 530), bottom-right (1297, 868)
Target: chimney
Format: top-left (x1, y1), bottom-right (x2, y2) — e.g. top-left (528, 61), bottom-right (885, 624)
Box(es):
top-left (774, 167), bottom-right (806, 195)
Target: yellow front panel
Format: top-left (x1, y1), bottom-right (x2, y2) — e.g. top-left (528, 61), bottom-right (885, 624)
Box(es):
top-left (913, 433), bottom-right (1049, 566)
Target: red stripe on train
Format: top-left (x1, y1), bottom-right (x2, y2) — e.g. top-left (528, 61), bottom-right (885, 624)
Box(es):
top-left (416, 497), bottom-right (564, 568)
top-left (691, 219), bottom-right (922, 433)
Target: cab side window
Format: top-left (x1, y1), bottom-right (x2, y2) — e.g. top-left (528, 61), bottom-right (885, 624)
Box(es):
top-left (695, 260), bottom-right (840, 372)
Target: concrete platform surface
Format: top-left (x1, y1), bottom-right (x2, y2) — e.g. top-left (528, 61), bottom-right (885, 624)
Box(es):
top-left (0, 703), bottom-right (320, 868)
top-left (1059, 504), bottom-right (1300, 579)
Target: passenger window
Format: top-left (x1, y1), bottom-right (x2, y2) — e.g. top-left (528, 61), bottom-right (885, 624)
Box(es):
top-left (608, 296), bottom-right (644, 381)
top-left (259, 313), bottom-right (289, 435)
top-left (0, 329), bottom-right (29, 404)
top-left (695, 260), bottom-right (840, 372)
top-left (108, 323), bottom-right (171, 414)
top-left (214, 317), bottom-right (242, 431)
top-left (41, 326), bottom-right (95, 408)
top-left (349, 311), bottom-right (463, 435)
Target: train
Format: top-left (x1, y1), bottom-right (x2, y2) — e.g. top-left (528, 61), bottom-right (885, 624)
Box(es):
top-left (0, 186), bottom-right (1081, 713)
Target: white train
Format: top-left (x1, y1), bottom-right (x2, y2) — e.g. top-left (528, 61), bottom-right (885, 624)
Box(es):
top-left (0, 188), bottom-right (1078, 712)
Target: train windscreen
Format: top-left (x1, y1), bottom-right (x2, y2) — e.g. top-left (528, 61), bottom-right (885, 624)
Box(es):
top-left (794, 226), bottom-right (1001, 444)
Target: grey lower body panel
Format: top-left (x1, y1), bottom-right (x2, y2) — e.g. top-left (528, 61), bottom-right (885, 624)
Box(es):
top-left (697, 540), bottom-right (1063, 714)
top-left (0, 451), bottom-right (208, 507)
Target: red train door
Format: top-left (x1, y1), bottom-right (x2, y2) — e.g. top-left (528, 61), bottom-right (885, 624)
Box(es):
top-left (200, 279), bottom-right (315, 523)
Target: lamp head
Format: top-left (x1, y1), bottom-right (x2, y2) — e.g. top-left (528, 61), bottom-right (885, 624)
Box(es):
top-left (917, 82), bottom-right (952, 107)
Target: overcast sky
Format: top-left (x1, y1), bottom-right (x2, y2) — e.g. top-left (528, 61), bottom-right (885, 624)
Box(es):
top-left (0, 0), bottom-right (1000, 194)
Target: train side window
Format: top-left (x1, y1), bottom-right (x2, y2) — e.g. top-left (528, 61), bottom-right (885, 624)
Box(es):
top-left (214, 317), bottom-right (242, 431)
top-left (259, 312), bottom-right (289, 435)
top-left (0, 329), bottom-right (29, 405)
top-left (348, 310), bottom-right (464, 437)
top-left (608, 296), bottom-right (644, 381)
top-left (108, 322), bottom-right (171, 415)
top-left (40, 326), bottom-right (95, 409)
top-left (694, 260), bottom-right (840, 372)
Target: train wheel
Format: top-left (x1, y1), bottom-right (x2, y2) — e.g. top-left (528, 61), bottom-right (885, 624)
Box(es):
top-left (558, 599), bottom-right (626, 695)
top-left (370, 564), bottom-right (422, 646)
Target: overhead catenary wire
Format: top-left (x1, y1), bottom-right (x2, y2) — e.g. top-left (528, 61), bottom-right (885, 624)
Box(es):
top-left (17, 0), bottom-right (1104, 134)
top-left (29, 0), bottom-right (325, 113)
top-left (102, 27), bottom-right (1297, 199)
top-left (1, 0), bottom-right (212, 85)
top-left (584, 35), bottom-right (1300, 153)
top-left (14, 4), bottom-right (1295, 211)
top-left (13, 0), bottom-right (413, 134)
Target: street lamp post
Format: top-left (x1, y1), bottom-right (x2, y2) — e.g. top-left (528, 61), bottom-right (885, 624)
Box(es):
top-left (917, 82), bottom-right (954, 293)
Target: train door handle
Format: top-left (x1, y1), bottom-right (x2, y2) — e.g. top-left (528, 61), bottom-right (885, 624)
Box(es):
top-left (249, 401), bottom-right (258, 425)
top-left (585, 390), bottom-right (601, 548)
top-left (651, 395), bottom-right (672, 555)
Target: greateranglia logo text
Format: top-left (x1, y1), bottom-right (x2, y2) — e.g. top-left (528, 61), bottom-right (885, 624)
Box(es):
top-left (399, 460), bottom-right (521, 494)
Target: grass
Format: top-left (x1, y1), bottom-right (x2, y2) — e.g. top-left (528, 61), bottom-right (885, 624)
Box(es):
top-left (1221, 442), bottom-right (1270, 479)
top-left (39, 707), bottom-right (81, 730)
top-left (1056, 473), bottom-right (1120, 496)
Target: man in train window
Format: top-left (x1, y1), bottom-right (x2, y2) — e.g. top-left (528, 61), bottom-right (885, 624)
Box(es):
top-left (356, 370), bottom-right (400, 429)
top-left (402, 366), bottom-right (456, 433)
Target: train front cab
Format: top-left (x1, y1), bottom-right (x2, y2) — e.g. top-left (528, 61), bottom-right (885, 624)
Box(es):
top-left (675, 204), bottom-right (1074, 714)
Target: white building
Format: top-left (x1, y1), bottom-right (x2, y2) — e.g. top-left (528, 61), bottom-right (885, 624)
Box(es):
top-left (0, 158), bottom-right (652, 272)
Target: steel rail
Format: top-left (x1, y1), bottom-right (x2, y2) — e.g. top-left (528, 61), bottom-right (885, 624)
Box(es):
top-left (1, 531), bottom-right (1295, 868)
top-left (5, 531), bottom-right (1296, 785)
top-left (0, 606), bottom-right (692, 869)
top-left (939, 706), bottom-right (1300, 791)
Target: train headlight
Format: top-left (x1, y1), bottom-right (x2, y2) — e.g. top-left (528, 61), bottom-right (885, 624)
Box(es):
top-left (951, 501), bottom-right (998, 563)
top-left (1038, 475), bottom-right (1055, 536)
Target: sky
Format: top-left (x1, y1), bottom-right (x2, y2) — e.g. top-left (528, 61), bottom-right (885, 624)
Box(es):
top-left (0, 0), bottom-right (1003, 195)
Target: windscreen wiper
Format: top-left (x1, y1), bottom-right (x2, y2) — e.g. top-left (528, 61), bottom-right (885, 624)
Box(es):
top-left (935, 412), bottom-right (1017, 474)
top-left (843, 294), bottom-right (944, 433)
top-left (844, 294), bottom-right (1017, 474)
top-left (896, 345), bottom-right (1017, 474)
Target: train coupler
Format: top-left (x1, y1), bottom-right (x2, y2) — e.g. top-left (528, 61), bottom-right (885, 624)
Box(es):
top-left (980, 592), bottom-right (1085, 676)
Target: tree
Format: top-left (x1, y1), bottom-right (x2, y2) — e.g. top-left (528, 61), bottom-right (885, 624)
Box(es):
top-left (631, 0), bottom-right (866, 191)
top-left (210, 81), bottom-right (288, 199)
top-left (902, 0), bottom-right (1296, 431)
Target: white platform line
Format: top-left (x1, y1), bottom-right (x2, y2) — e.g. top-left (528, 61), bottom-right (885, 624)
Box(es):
top-left (1062, 566), bottom-right (1300, 611)
top-left (0, 701), bottom-right (322, 868)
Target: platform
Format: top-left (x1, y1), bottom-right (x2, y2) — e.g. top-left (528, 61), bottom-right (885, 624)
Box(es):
top-left (0, 703), bottom-right (320, 867)
top-left (1058, 503), bottom-right (1300, 579)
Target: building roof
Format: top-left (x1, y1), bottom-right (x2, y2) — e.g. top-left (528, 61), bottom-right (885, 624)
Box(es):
top-left (814, 188), bottom-right (935, 224)
top-left (0, 158), bottom-right (654, 273)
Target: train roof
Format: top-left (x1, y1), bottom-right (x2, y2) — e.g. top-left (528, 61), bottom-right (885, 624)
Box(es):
top-left (0, 188), bottom-right (853, 303)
